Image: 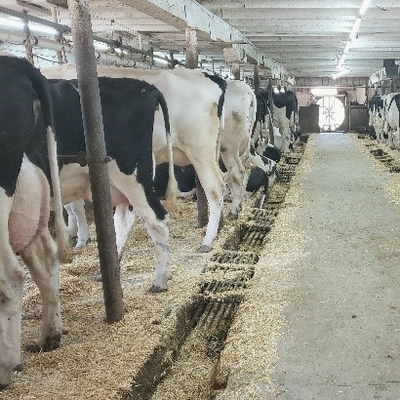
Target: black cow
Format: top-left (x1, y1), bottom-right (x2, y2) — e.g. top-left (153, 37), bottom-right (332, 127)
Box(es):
top-left (0, 55), bottom-right (71, 389)
top-left (48, 77), bottom-right (177, 292)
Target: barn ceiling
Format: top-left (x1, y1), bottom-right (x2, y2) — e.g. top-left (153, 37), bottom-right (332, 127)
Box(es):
top-left (0, 0), bottom-right (399, 82)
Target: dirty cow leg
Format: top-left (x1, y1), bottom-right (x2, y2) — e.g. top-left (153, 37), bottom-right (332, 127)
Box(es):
top-left (192, 159), bottom-right (225, 253)
top-left (64, 199), bottom-right (90, 252)
top-left (109, 163), bottom-right (170, 291)
top-left (221, 151), bottom-right (248, 220)
top-left (19, 228), bottom-right (63, 352)
top-left (0, 242), bottom-right (25, 388)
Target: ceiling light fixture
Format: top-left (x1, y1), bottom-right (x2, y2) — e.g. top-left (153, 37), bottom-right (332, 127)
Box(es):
top-left (349, 17), bottom-right (361, 41)
top-left (343, 41), bottom-right (352, 54)
top-left (359, 0), bottom-right (372, 16)
top-left (338, 53), bottom-right (346, 69)
top-left (333, 0), bottom-right (372, 79)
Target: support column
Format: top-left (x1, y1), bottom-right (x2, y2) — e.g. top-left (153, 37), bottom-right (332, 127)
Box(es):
top-left (268, 79), bottom-right (275, 144)
top-left (68, 0), bottom-right (123, 323)
top-left (23, 12), bottom-right (34, 65)
top-left (185, 28), bottom-right (198, 69)
top-left (185, 27), bottom-right (209, 228)
top-left (231, 63), bottom-right (240, 80)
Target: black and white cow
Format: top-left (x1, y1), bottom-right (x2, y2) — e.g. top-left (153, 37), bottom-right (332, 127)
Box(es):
top-left (262, 142), bottom-right (282, 163)
top-left (48, 76), bottom-right (177, 291)
top-left (252, 91), bottom-right (270, 151)
top-left (256, 89), bottom-right (298, 154)
top-left (154, 163), bottom-right (197, 199)
top-left (0, 55), bottom-right (71, 389)
top-left (367, 95), bottom-right (384, 140)
top-left (67, 140), bottom-right (278, 252)
top-left (43, 65), bottom-right (227, 253)
top-left (383, 93), bottom-right (400, 149)
top-left (271, 89), bottom-right (298, 153)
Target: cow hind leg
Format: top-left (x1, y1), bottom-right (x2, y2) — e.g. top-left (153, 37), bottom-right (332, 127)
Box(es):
top-left (0, 247), bottom-right (25, 388)
top-left (19, 228), bottom-right (63, 352)
top-left (191, 161), bottom-right (225, 253)
top-left (64, 199), bottom-right (90, 252)
top-left (110, 170), bottom-right (170, 291)
top-left (220, 152), bottom-right (246, 220)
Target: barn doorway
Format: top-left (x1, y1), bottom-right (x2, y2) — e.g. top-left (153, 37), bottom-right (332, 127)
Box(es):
top-left (316, 96), bottom-right (345, 132)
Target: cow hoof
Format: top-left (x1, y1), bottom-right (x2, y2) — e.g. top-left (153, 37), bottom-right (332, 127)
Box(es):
top-left (227, 212), bottom-right (239, 220)
top-left (74, 243), bottom-right (87, 253)
top-left (13, 364), bottom-right (24, 372)
top-left (26, 343), bottom-right (41, 353)
top-left (197, 244), bottom-right (212, 253)
top-left (149, 285), bottom-right (168, 293)
top-left (26, 334), bottom-right (61, 353)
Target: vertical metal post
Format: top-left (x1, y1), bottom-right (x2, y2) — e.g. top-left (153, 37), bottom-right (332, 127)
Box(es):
top-left (67, 0), bottom-right (123, 323)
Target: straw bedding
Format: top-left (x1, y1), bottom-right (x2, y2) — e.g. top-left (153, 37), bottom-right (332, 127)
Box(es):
top-left (1, 195), bottom-right (237, 399)
top-left (4, 134), bottom-right (396, 399)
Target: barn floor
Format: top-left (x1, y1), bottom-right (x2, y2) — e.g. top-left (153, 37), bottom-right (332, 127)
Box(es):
top-left (2, 133), bottom-right (400, 399)
top-left (216, 132), bottom-right (400, 399)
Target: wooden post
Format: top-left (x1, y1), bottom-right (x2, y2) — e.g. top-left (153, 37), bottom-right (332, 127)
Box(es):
top-left (231, 63), bottom-right (240, 80)
top-left (185, 28), bottom-right (208, 227)
top-left (67, 0), bottom-right (123, 323)
top-left (268, 80), bottom-right (275, 144)
top-left (185, 28), bottom-right (198, 68)
top-left (254, 64), bottom-right (260, 94)
top-left (22, 12), bottom-right (34, 65)
top-left (51, 6), bottom-right (65, 64)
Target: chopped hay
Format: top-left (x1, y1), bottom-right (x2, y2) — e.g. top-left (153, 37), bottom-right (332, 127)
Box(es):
top-left (1, 197), bottom-right (234, 400)
top-left (214, 139), bottom-right (314, 399)
top-left (352, 134), bottom-right (400, 205)
top-left (1, 140), bottom-right (313, 400)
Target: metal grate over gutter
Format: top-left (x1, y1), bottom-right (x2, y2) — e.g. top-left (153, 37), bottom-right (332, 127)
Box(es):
top-left (124, 141), bottom-right (306, 400)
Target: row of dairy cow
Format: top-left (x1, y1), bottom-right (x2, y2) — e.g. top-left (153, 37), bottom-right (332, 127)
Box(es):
top-left (0, 54), bottom-right (297, 388)
top-left (368, 93), bottom-right (400, 148)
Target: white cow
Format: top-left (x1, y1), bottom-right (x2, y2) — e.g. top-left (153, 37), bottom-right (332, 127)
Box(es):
top-left (0, 56), bottom-right (72, 388)
top-left (220, 79), bottom-right (257, 218)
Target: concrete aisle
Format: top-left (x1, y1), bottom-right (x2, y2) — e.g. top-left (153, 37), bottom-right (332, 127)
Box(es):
top-left (216, 132), bottom-right (400, 400)
top-left (271, 133), bottom-right (400, 399)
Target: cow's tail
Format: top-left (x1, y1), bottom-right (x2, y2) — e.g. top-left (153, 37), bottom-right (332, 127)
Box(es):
top-left (158, 92), bottom-right (178, 212)
top-left (45, 126), bottom-right (73, 263)
top-left (23, 60), bottom-right (72, 264)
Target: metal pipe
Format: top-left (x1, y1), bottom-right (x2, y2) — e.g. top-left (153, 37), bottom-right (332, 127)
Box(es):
top-left (0, 6), bottom-right (70, 34)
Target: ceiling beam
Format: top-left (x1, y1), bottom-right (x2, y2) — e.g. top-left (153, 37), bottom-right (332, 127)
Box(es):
top-left (119, 0), bottom-right (287, 77)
